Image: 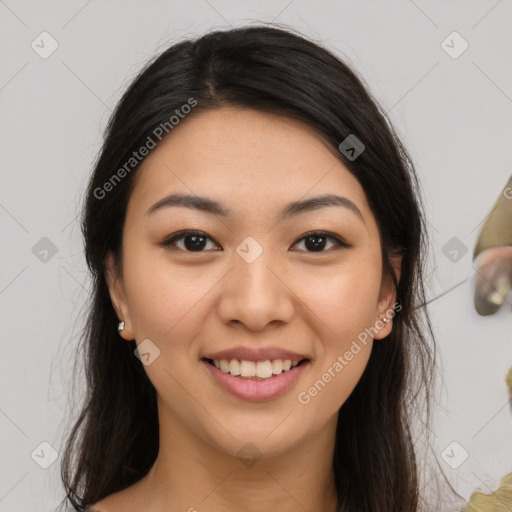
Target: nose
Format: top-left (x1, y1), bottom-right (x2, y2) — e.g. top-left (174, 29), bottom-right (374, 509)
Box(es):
top-left (216, 249), bottom-right (295, 331)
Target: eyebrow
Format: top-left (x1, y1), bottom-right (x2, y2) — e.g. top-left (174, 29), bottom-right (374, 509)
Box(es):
top-left (146, 193), bottom-right (365, 224)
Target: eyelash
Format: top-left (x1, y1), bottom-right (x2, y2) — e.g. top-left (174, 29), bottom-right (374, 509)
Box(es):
top-left (160, 229), bottom-right (350, 253)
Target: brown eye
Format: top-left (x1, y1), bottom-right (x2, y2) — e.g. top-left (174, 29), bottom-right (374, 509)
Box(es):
top-left (291, 231), bottom-right (350, 253)
top-left (161, 230), bottom-right (220, 252)
top-left (161, 230), bottom-right (350, 253)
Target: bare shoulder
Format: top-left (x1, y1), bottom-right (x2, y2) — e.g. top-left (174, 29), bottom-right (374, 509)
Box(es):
top-left (87, 497), bottom-right (115, 512)
top-left (86, 495), bottom-right (118, 512)
top-left (64, 506), bottom-right (105, 512)
top-left (87, 483), bottom-right (144, 512)
top-left (83, 473), bottom-right (152, 512)
top-left (86, 504), bottom-right (107, 512)
top-left (64, 505), bottom-right (106, 512)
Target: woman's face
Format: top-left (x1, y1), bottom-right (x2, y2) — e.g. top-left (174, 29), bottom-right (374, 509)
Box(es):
top-left (106, 107), bottom-right (400, 460)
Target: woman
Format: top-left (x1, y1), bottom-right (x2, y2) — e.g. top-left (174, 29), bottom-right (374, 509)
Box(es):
top-left (60, 24), bottom-right (440, 512)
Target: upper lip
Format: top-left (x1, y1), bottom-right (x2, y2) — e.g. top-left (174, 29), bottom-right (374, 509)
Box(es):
top-left (202, 346), bottom-right (310, 363)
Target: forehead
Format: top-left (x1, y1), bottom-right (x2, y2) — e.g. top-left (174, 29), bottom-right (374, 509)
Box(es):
top-left (128, 107), bottom-right (372, 221)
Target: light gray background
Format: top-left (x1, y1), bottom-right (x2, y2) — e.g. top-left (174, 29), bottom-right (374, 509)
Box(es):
top-left (1, 1), bottom-right (511, 510)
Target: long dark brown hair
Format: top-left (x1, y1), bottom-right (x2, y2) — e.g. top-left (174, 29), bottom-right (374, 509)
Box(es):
top-left (60, 24), bottom-right (442, 511)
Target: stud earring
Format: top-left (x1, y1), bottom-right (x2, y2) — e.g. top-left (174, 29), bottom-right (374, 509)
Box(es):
top-left (382, 316), bottom-right (389, 323)
top-left (118, 321), bottom-right (125, 332)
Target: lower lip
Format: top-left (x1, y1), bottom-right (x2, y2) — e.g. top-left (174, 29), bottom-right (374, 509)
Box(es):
top-left (201, 359), bottom-right (310, 402)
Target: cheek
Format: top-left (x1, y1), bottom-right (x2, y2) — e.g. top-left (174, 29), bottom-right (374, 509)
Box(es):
top-left (296, 254), bottom-right (383, 348)
top-left (302, 343), bottom-right (372, 414)
top-left (294, 263), bottom-right (379, 414)
top-left (122, 242), bottom-right (217, 345)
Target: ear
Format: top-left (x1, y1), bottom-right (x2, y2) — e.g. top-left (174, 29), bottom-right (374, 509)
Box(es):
top-left (105, 251), bottom-right (134, 340)
top-left (373, 251), bottom-right (402, 340)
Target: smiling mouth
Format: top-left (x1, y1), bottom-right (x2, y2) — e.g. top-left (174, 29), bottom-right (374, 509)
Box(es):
top-left (202, 357), bottom-right (309, 381)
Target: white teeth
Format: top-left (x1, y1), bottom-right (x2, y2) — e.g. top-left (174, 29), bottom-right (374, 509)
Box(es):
top-left (271, 359), bottom-right (282, 374)
top-left (256, 361), bottom-right (273, 378)
top-left (229, 359), bottom-right (241, 376)
top-left (212, 358), bottom-right (302, 379)
top-left (240, 360), bottom-right (256, 377)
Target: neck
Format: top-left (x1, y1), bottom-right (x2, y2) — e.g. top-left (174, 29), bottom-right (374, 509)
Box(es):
top-left (134, 397), bottom-right (340, 512)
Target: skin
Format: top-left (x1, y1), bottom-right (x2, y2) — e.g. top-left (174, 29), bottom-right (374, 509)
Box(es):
top-left (96, 107), bottom-right (402, 512)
